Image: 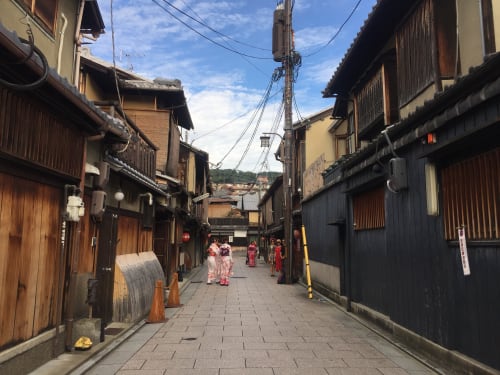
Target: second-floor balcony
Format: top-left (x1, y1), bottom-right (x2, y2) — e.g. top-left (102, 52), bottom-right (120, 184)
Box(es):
top-left (97, 103), bottom-right (157, 181)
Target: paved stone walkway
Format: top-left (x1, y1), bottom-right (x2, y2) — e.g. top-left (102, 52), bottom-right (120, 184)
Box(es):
top-left (78, 252), bottom-right (437, 375)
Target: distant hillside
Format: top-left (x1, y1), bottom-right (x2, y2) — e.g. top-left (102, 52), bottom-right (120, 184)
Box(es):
top-left (209, 169), bottom-right (281, 184)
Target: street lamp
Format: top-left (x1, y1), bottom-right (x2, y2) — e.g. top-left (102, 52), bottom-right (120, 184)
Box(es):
top-left (260, 130), bottom-right (293, 284)
top-left (260, 132), bottom-right (282, 147)
top-left (260, 133), bottom-right (284, 163)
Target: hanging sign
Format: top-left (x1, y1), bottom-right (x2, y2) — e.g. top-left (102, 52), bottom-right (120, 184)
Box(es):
top-left (458, 227), bottom-right (471, 276)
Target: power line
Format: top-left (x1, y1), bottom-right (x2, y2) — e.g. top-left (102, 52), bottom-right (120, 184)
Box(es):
top-left (303, 0), bottom-right (364, 58)
top-left (163, 0), bottom-right (270, 52)
top-left (216, 74), bottom-right (277, 168)
top-left (173, 0), bottom-right (271, 77)
top-left (151, 0), bottom-right (273, 60)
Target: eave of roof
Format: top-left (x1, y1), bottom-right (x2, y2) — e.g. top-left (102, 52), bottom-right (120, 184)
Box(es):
top-left (106, 155), bottom-right (167, 196)
top-left (336, 51), bottom-right (500, 172)
top-left (81, 52), bottom-right (194, 130)
top-left (292, 106), bottom-right (334, 130)
top-left (0, 23), bottom-right (129, 142)
top-left (323, 0), bottom-right (415, 98)
top-left (81, 0), bottom-right (105, 36)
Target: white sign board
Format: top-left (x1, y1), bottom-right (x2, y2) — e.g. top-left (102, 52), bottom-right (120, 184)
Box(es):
top-left (234, 230), bottom-right (247, 238)
top-left (458, 227), bottom-right (471, 276)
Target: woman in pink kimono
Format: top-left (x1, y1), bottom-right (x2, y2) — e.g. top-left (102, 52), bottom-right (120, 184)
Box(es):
top-left (218, 238), bottom-right (232, 286)
top-left (206, 238), bottom-right (219, 284)
top-left (247, 240), bottom-right (257, 267)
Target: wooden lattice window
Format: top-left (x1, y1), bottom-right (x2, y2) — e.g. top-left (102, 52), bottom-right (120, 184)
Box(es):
top-left (21, 0), bottom-right (58, 33)
top-left (346, 111), bottom-right (356, 154)
top-left (442, 148), bottom-right (499, 240)
top-left (356, 69), bottom-right (384, 134)
top-left (396, 0), bottom-right (434, 106)
top-left (353, 186), bottom-right (385, 230)
top-left (481, 0), bottom-right (496, 55)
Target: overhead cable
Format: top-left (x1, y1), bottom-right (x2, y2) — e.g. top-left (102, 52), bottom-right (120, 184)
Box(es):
top-left (152, 0), bottom-right (272, 60)
top-left (303, 0), bottom-right (363, 58)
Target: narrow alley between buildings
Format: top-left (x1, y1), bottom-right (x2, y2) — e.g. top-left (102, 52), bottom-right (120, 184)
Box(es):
top-left (40, 251), bottom-right (442, 375)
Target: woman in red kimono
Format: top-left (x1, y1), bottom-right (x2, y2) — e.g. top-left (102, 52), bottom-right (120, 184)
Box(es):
top-left (247, 240), bottom-right (257, 267)
top-left (274, 239), bottom-right (283, 274)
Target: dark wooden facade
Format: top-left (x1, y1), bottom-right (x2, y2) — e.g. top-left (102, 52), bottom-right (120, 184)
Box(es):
top-left (306, 81), bottom-right (500, 372)
top-left (306, 0), bottom-right (500, 372)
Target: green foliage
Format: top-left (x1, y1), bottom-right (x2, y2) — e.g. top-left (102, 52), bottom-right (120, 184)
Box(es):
top-left (209, 169), bottom-right (281, 184)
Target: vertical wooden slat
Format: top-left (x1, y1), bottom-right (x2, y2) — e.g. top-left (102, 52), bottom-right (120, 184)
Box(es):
top-left (442, 148), bottom-right (499, 240)
top-left (484, 152), bottom-right (494, 238)
top-left (13, 180), bottom-right (39, 340)
top-left (40, 185), bottom-right (61, 328)
top-left (4, 174), bottom-right (23, 345)
top-left (353, 185), bottom-right (385, 230)
top-left (0, 173), bottom-right (16, 346)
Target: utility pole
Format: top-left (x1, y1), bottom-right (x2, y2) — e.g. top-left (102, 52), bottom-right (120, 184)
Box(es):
top-left (273, 0), bottom-right (294, 284)
top-left (284, 0), bottom-right (294, 284)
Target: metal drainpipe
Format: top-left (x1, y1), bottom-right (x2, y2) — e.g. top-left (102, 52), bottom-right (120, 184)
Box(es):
top-left (73, 0), bottom-right (86, 87)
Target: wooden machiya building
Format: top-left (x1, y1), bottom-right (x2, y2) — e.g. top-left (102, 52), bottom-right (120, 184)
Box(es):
top-left (0, 17), bottom-right (133, 373)
top-left (302, 0), bottom-right (500, 373)
top-left (0, 1), bottom-right (166, 372)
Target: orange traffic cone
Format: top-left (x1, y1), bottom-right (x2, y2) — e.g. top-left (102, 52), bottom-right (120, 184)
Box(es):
top-left (146, 280), bottom-right (167, 323)
top-left (166, 272), bottom-right (183, 308)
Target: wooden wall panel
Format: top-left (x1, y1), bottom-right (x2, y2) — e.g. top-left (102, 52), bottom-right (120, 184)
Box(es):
top-left (0, 89), bottom-right (84, 179)
top-left (117, 215), bottom-right (139, 256)
top-left (32, 184), bottom-right (60, 334)
top-left (0, 173), bottom-right (62, 347)
top-left (13, 182), bottom-right (41, 340)
top-left (0, 173), bottom-right (18, 346)
top-left (77, 194), bottom-right (96, 273)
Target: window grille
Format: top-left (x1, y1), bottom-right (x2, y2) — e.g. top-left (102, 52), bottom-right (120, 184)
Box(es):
top-left (346, 112), bottom-right (356, 154)
top-left (22, 0), bottom-right (58, 33)
top-left (441, 148), bottom-right (499, 240)
top-left (396, 0), bottom-right (434, 106)
top-left (481, 0), bottom-right (496, 55)
top-left (353, 186), bottom-right (385, 230)
top-left (356, 70), bottom-right (383, 134)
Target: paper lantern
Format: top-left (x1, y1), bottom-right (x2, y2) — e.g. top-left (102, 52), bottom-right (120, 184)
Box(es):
top-left (182, 232), bottom-right (190, 243)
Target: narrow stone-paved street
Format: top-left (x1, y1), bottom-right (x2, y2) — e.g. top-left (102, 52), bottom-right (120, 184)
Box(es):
top-left (78, 252), bottom-right (437, 375)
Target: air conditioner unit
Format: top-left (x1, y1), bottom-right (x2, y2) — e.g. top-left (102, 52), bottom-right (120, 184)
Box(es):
top-left (387, 157), bottom-right (408, 193)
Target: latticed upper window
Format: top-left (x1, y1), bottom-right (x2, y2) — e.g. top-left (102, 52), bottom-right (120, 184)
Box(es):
top-left (481, 0), bottom-right (496, 55)
top-left (21, 0), bottom-right (58, 33)
top-left (441, 148), bottom-right (499, 240)
top-left (353, 185), bottom-right (385, 230)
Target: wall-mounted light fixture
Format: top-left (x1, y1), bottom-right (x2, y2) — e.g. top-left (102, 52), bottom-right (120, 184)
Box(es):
top-left (114, 189), bottom-right (125, 202)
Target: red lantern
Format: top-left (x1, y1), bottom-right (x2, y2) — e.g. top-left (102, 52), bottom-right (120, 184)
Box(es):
top-left (182, 232), bottom-right (190, 243)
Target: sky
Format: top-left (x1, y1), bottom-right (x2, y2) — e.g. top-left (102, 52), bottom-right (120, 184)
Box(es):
top-left (90, 0), bottom-right (378, 175)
